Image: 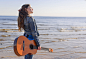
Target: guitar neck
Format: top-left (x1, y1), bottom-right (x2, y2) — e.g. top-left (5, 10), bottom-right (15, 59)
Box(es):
top-left (41, 47), bottom-right (53, 52)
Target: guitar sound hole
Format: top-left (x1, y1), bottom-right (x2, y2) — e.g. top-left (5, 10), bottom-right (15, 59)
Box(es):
top-left (30, 44), bottom-right (33, 50)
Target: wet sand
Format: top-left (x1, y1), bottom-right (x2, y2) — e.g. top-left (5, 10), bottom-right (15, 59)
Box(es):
top-left (0, 16), bottom-right (86, 59)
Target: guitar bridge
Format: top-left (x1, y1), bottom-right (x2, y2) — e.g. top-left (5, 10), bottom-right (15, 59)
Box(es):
top-left (23, 41), bottom-right (25, 51)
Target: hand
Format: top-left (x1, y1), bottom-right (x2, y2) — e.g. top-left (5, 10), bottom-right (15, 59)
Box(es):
top-left (38, 46), bottom-right (41, 50)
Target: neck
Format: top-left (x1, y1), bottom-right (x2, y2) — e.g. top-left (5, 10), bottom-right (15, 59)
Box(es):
top-left (27, 14), bottom-right (31, 17)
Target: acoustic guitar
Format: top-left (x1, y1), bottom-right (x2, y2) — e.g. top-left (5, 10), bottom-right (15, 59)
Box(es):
top-left (13, 36), bottom-right (53, 56)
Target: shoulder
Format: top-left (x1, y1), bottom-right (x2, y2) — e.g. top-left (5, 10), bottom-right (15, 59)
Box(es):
top-left (27, 16), bottom-right (35, 22)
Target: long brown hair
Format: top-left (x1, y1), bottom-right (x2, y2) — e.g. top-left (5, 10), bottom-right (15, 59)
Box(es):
top-left (17, 4), bottom-right (30, 31)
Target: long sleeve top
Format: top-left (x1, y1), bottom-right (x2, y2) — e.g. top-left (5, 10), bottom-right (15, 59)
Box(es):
top-left (24, 16), bottom-right (40, 47)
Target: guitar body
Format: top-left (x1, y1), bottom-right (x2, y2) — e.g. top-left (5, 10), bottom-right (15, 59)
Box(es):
top-left (14, 37), bottom-right (21, 56)
top-left (14, 36), bottom-right (37, 56)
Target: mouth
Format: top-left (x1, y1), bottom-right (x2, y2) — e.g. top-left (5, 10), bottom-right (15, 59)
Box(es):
top-left (30, 9), bottom-right (33, 13)
top-left (31, 10), bottom-right (33, 12)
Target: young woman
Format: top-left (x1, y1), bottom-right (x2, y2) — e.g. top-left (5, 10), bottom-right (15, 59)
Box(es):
top-left (17, 4), bottom-right (41, 59)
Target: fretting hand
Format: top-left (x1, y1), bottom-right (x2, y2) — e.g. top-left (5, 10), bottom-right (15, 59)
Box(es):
top-left (38, 46), bottom-right (41, 50)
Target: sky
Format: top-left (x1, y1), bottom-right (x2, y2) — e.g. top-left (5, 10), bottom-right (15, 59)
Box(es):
top-left (0, 0), bottom-right (86, 17)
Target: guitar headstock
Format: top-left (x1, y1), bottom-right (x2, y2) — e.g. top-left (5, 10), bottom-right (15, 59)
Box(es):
top-left (49, 48), bottom-right (53, 52)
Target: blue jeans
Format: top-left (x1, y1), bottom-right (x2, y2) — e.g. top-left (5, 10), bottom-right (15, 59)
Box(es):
top-left (25, 54), bottom-right (33, 59)
top-left (23, 33), bottom-right (33, 59)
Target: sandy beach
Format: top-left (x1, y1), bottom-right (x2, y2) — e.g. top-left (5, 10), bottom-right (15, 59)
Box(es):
top-left (0, 16), bottom-right (86, 59)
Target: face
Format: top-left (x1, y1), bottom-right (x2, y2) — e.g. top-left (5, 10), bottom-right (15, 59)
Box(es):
top-left (26, 5), bottom-right (33, 14)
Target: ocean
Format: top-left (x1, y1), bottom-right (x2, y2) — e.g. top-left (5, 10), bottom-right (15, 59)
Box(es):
top-left (0, 16), bottom-right (86, 59)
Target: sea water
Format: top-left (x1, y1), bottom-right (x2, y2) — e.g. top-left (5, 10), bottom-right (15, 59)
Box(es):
top-left (0, 16), bottom-right (86, 59)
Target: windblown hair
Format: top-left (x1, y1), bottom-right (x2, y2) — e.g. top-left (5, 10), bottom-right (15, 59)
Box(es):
top-left (17, 4), bottom-right (30, 31)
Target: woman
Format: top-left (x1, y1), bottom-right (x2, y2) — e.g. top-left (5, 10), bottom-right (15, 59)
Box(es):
top-left (17, 4), bottom-right (41, 59)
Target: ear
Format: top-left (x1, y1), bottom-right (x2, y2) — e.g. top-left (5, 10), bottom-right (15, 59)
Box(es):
top-left (25, 8), bottom-right (27, 11)
top-left (25, 8), bottom-right (28, 12)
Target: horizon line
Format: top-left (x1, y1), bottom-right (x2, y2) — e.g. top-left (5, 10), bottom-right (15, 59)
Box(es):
top-left (0, 15), bottom-right (86, 17)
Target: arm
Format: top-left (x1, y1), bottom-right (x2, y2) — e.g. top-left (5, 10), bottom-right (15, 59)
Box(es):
top-left (29, 17), bottom-right (40, 48)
